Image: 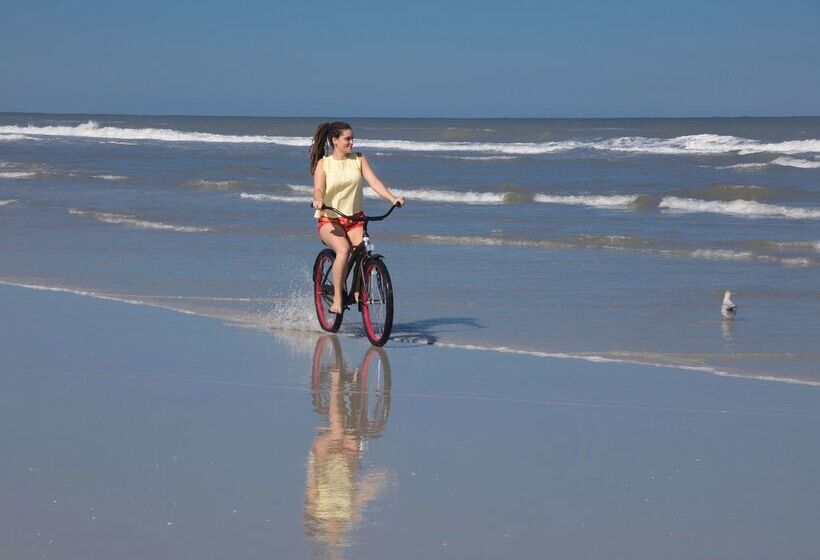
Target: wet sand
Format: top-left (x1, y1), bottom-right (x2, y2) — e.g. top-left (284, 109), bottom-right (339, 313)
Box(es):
top-left (1, 284), bottom-right (819, 560)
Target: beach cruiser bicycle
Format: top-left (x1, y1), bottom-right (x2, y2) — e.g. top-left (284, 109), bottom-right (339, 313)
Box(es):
top-left (312, 203), bottom-right (400, 347)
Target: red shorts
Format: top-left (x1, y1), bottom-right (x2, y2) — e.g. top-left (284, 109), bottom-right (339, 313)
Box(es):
top-left (317, 212), bottom-right (365, 235)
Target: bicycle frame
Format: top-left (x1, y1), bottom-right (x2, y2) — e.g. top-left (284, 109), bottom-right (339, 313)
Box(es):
top-left (317, 203), bottom-right (399, 311)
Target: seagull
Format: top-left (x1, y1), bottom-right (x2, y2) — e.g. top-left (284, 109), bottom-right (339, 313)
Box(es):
top-left (721, 290), bottom-right (737, 319)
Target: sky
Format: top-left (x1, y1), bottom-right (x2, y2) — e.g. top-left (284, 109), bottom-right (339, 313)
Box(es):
top-left (1, 0), bottom-right (818, 118)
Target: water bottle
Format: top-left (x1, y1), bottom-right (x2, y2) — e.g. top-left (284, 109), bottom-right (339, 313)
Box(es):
top-left (363, 235), bottom-right (374, 253)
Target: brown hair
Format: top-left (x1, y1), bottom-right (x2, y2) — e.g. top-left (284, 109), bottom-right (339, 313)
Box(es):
top-left (309, 121), bottom-right (351, 175)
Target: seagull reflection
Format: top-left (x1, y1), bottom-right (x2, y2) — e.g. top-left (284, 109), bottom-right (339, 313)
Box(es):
top-left (304, 336), bottom-right (392, 558)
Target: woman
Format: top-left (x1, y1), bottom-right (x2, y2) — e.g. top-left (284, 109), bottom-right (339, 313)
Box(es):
top-left (310, 121), bottom-right (405, 314)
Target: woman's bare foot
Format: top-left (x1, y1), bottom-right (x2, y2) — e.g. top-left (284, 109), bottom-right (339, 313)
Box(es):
top-left (330, 298), bottom-right (344, 314)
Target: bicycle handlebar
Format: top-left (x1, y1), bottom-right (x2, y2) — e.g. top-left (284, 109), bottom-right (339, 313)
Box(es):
top-left (312, 202), bottom-right (401, 222)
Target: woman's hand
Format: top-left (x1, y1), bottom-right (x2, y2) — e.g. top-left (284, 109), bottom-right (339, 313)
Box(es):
top-left (392, 196), bottom-right (406, 208)
top-left (312, 199), bottom-right (323, 210)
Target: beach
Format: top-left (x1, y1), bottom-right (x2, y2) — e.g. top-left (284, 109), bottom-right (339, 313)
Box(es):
top-left (2, 113), bottom-right (820, 558)
top-left (2, 283), bottom-right (819, 560)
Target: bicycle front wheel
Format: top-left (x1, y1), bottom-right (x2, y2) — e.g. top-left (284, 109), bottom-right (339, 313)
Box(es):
top-left (360, 259), bottom-right (393, 346)
top-left (313, 249), bottom-right (343, 332)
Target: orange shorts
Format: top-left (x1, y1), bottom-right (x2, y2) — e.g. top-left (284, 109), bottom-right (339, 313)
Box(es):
top-left (317, 212), bottom-right (365, 235)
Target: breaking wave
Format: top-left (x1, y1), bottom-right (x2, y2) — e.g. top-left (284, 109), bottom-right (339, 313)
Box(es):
top-left (0, 199), bottom-right (17, 206)
top-left (69, 209), bottom-right (210, 232)
top-left (3, 122), bottom-right (819, 156)
top-left (534, 194), bottom-right (642, 208)
top-left (241, 193), bottom-right (312, 203)
top-left (659, 197), bottom-right (820, 219)
top-left (92, 174), bottom-right (128, 181)
top-left (192, 179), bottom-right (249, 191)
top-left (0, 171), bottom-right (38, 179)
top-left (250, 184), bottom-right (516, 205)
top-left (0, 134), bottom-right (36, 142)
top-left (771, 156), bottom-right (820, 169)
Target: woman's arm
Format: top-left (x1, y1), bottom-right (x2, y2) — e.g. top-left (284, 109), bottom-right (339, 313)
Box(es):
top-left (312, 162), bottom-right (326, 209)
top-left (360, 154), bottom-right (405, 206)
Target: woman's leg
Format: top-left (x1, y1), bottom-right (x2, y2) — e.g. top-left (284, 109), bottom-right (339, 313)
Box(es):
top-left (319, 222), bottom-right (351, 313)
top-left (346, 226), bottom-right (365, 302)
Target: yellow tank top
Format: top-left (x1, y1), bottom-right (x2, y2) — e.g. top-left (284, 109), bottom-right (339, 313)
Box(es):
top-left (314, 153), bottom-right (363, 219)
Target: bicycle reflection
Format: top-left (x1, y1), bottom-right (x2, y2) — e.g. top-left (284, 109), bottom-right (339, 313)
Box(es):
top-left (304, 336), bottom-right (392, 558)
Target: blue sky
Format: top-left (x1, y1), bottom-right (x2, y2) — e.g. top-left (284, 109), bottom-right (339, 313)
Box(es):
top-left (1, 0), bottom-right (818, 117)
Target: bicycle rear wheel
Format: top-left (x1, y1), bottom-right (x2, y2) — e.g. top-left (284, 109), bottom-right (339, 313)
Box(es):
top-left (313, 249), bottom-right (343, 332)
top-left (360, 259), bottom-right (393, 346)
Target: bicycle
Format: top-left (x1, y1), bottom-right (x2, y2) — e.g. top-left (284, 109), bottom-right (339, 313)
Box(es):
top-left (312, 203), bottom-right (400, 347)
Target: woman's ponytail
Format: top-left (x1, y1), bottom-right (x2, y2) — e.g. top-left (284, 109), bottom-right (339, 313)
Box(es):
top-left (309, 122), bottom-right (331, 175)
top-left (309, 121), bottom-right (352, 175)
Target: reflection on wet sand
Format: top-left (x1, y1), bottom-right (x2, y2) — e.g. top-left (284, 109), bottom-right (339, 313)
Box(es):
top-left (304, 336), bottom-right (393, 558)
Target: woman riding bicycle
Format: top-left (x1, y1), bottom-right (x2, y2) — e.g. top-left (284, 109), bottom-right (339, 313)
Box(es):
top-left (310, 121), bottom-right (405, 314)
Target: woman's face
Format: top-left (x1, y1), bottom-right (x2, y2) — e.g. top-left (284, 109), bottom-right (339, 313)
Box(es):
top-left (332, 129), bottom-right (354, 154)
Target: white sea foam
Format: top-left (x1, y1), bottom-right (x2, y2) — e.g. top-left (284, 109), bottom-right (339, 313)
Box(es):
top-left (534, 194), bottom-right (640, 207)
top-left (0, 199), bottom-right (17, 206)
top-left (5, 121), bottom-right (819, 157)
top-left (0, 134), bottom-right (35, 142)
top-left (436, 155), bottom-right (520, 161)
top-left (285, 184), bottom-right (511, 205)
top-left (719, 163), bottom-right (769, 170)
top-left (770, 240), bottom-right (820, 252)
top-left (596, 134), bottom-right (820, 156)
top-left (0, 121), bottom-right (299, 145)
top-left (92, 174), bottom-right (128, 181)
top-left (241, 193), bottom-right (312, 203)
top-left (431, 342), bottom-right (820, 387)
top-left (780, 257), bottom-right (813, 267)
top-left (0, 171), bottom-right (37, 179)
top-left (771, 156), bottom-right (820, 169)
top-left (689, 249), bottom-right (756, 261)
top-left (659, 197), bottom-right (820, 219)
top-left (69, 209), bottom-right (210, 232)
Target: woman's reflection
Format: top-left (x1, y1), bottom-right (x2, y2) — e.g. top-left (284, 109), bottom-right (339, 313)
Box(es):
top-left (305, 336), bottom-right (392, 557)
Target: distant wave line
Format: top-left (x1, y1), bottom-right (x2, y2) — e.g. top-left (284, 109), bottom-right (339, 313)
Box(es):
top-left (2, 122), bottom-right (820, 156)
top-left (69, 209), bottom-right (210, 232)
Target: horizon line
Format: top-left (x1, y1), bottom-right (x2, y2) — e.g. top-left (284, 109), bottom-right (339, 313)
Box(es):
top-left (2, 110), bottom-right (820, 121)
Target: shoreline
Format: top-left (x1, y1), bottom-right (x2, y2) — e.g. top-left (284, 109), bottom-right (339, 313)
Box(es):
top-left (2, 277), bottom-right (817, 389)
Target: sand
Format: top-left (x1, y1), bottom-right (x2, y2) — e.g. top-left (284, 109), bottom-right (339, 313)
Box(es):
top-left (1, 284), bottom-right (819, 560)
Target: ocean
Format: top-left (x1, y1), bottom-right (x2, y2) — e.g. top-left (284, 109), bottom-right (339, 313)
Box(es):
top-left (1, 113), bottom-right (818, 384)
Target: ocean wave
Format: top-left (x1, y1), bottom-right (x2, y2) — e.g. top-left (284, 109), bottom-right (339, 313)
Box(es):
top-left (4, 122), bottom-right (819, 157)
top-left (0, 134), bottom-right (36, 142)
top-left (719, 163), bottom-right (769, 170)
top-left (659, 197), bottom-right (820, 219)
top-left (771, 156), bottom-right (820, 169)
top-left (192, 179), bottom-right (248, 190)
top-left (675, 184), bottom-right (781, 202)
top-left (534, 194), bottom-right (640, 208)
top-left (0, 121), bottom-right (298, 145)
top-left (404, 234), bottom-right (565, 249)
top-left (240, 193), bottom-right (312, 203)
top-left (745, 240), bottom-right (820, 253)
top-left (689, 249), bottom-right (756, 260)
top-left (400, 234), bottom-right (817, 266)
top-left (596, 134), bottom-right (820, 156)
top-left (92, 174), bottom-right (128, 181)
top-left (435, 155), bottom-right (521, 161)
top-left (69, 209), bottom-right (210, 232)
top-left (0, 171), bottom-right (38, 179)
top-left (0, 199), bottom-right (17, 206)
top-left (287, 183), bottom-right (513, 205)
